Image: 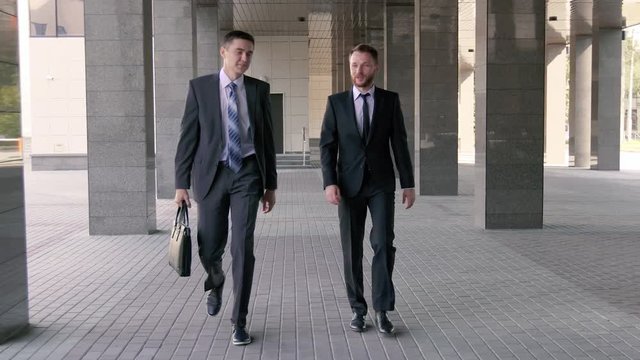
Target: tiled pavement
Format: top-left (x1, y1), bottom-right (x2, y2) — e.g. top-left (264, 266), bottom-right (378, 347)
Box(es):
top-left (1, 165), bottom-right (640, 359)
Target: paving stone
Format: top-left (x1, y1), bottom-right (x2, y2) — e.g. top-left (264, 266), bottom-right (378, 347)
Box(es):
top-left (1, 166), bottom-right (640, 359)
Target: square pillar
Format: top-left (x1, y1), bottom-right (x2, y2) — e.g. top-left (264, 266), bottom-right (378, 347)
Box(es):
top-left (154, 0), bottom-right (195, 199)
top-left (331, 2), bottom-right (351, 93)
top-left (594, 29), bottom-right (622, 170)
top-left (196, 3), bottom-right (219, 77)
top-left (475, 0), bottom-right (545, 229)
top-left (386, 2), bottom-right (415, 166)
top-left (0, 0), bottom-right (29, 342)
top-left (366, 0), bottom-right (385, 85)
top-left (85, 0), bottom-right (157, 234)
top-left (418, 0), bottom-right (458, 195)
top-left (572, 35), bottom-right (594, 168)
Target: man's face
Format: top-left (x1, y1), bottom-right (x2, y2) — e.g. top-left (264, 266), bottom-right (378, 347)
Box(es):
top-left (221, 38), bottom-right (254, 79)
top-left (350, 51), bottom-right (378, 89)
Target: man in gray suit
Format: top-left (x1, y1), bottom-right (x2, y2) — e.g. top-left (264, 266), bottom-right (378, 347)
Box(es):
top-left (320, 44), bottom-right (415, 335)
top-left (174, 30), bottom-right (277, 346)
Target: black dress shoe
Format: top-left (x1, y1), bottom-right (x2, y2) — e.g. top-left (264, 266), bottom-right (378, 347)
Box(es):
top-left (350, 313), bottom-right (366, 332)
top-left (206, 287), bottom-right (222, 316)
top-left (232, 325), bottom-right (252, 346)
top-left (375, 311), bottom-right (394, 335)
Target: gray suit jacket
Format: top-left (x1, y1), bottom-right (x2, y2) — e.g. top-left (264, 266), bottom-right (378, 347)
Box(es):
top-left (319, 87), bottom-right (414, 198)
top-left (175, 73), bottom-right (277, 201)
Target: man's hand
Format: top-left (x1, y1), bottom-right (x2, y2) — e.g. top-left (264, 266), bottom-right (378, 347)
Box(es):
top-left (261, 189), bottom-right (276, 213)
top-left (324, 185), bottom-right (341, 205)
top-left (402, 188), bottom-right (415, 209)
top-left (174, 189), bottom-right (191, 208)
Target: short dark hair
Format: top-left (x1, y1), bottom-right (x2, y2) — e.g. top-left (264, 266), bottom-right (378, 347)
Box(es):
top-left (222, 30), bottom-right (255, 47)
top-left (349, 44), bottom-right (378, 63)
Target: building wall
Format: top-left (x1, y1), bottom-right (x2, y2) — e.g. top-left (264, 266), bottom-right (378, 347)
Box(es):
top-left (249, 36), bottom-right (309, 152)
top-left (29, 38), bottom-right (87, 169)
top-left (308, 74), bottom-right (332, 140)
top-left (24, 34), bottom-right (311, 162)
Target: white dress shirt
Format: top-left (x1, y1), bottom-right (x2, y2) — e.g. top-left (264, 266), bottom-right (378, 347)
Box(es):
top-left (352, 85), bottom-right (375, 137)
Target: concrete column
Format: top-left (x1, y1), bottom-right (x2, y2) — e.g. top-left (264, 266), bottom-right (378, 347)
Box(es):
top-left (568, 35), bottom-right (577, 158)
top-left (595, 29), bottom-right (622, 170)
top-left (418, 0), bottom-right (458, 195)
top-left (154, 0), bottom-right (194, 199)
top-left (591, 29), bottom-right (600, 168)
top-left (474, 0), bottom-right (545, 229)
top-left (196, 3), bottom-right (219, 76)
top-left (0, 0), bottom-right (29, 342)
top-left (331, 6), bottom-right (344, 92)
top-left (352, 2), bottom-right (364, 46)
top-left (331, 36), bottom-right (339, 92)
top-left (574, 35), bottom-right (593, 167)
top-left (386, 2), bottom-right (415, 166)
top-left (545, 44), bottom-right (568, 166)
top-left (342, 18), bottom-right (354, 91)
top-left (85, 0), bottom-right (157, 234)
top-left (335, 3), bottom-right (343, 92)
top-left (366, 0), bottom-right (385, 85)
top-left (332, 3), bottom-right (351, 93)
top-left (0, 166), bottom-right (28, 343)
top-left (414, 0), bottom-right (421, 190)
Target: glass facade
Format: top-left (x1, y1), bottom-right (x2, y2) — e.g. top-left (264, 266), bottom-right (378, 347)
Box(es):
top-left (29, 0), bottom-right (84, 37)
top-left (0, 0), bottom-right (28, 344)
top-left (0, 8), bottom-right (20, 161)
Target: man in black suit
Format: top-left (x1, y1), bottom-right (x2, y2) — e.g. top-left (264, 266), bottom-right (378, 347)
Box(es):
top-left (174, 30), bottom-right (277, 346)
top-left (320, 44), bottom-right (415, 335)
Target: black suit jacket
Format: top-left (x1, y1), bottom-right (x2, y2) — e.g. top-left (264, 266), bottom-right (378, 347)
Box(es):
top-left (175, 73), bottom-right (277, 201)
top-left (319, 87), bottom-right (414, 198)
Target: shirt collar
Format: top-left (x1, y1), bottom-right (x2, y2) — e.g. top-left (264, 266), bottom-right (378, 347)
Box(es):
top-left (352, 85), bottom-right (375, 101)
top-left (220, 69), bottom-right (245, 89)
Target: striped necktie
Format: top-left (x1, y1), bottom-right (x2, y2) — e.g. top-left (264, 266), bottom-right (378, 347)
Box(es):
top-left (226, 82), bottom-right (242, 173)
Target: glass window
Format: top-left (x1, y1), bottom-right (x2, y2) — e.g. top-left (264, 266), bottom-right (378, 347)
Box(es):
top-left (1, 11), bottom-right (21, 163)
top-left (0, 12), bottom-right (18, 63)
top-left (29, 0), bottom-right (56, 36)
top-left (0, 62), bottom-right (20, 160)
top-left (0, 63), bottom-right (19, 108)
top-left (57, 0), bottom-right (84, 36)
top-left (0, 62), bottom-right (20, 139)
top-left (29, 0), bottom-right (84, 37)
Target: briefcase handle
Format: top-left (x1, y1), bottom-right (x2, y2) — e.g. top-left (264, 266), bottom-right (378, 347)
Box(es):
top-left (174, 202), bottom-right (189, 228)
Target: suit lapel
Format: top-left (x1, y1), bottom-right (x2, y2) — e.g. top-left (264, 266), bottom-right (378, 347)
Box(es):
top-left (343, 90), bottom-right (361, 144)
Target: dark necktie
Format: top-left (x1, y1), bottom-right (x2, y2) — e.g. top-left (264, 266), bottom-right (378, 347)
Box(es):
top-left (361, 93), bottom-right (370, 141)
top-left (227, 82), bottom-right (242, 173)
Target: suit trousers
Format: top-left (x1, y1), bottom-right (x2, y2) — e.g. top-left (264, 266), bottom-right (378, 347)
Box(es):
top-left (196, 155), bottom-right (262, 327)
top-left (338, 176), bottom-right (396, 316)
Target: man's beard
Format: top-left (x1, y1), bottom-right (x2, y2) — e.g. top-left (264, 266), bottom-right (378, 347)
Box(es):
top-left (353, 76), bottom-right (373, 88)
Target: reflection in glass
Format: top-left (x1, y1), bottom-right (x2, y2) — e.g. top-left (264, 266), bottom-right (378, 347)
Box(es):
top-left (0, 22), bottom-right (20, 163)
top-left (29, 0), bottom-right (55, 36)
top-left (29, 0), bottom-right (84, 37)
top-left (57, 0), bottom-right (84, 36)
